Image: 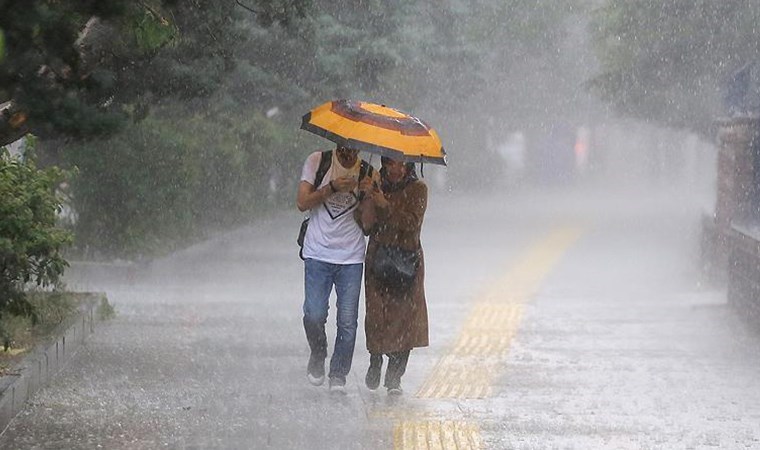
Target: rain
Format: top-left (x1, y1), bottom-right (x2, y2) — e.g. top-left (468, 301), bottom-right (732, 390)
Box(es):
top-left (1, 1), bottom-right (760, 449)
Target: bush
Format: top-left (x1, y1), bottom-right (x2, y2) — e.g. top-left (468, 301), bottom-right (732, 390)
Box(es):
top-left (65, 121), bottom-right (196, 259)
top-left (64, 105), bottom-right (301, 259)
top-left (0, 141), bottom-right (72, 338)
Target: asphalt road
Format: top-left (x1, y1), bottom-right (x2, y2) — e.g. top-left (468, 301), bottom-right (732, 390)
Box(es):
top-left (2, 181), bottom-right (760, 449)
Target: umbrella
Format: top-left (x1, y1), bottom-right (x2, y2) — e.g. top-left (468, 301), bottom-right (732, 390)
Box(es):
top-left (301, 99), bottom-right (447, 166)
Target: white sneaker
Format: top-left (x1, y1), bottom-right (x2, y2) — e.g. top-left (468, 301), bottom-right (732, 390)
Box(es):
top-left (329, 380), bottom-right (347, 395)
top-left (307, 372), bottom-right (325, 386)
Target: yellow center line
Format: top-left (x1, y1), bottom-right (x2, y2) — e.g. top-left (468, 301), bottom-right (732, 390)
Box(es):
top-left (390, 225), bottom-right (585, 450)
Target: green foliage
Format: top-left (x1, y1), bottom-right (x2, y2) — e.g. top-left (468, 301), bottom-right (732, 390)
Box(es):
top-left (132, 8), bottom-right (177, 51)
top-left (64, 103), bottom-right (294, 258)
top-left (0, 291), bottom-right (95, 352)
top-left (0, 0), bottom-right (246, 145)
top-left (244, 0), bottom-right (312, 28)
top-left (3, 0), bottom-right (590, 258)
top-left (0, 0), bottom-right (133, 143)
top-left (0, 313), bottom-right (29, 351)
top-left (590, 0), bottom-right (760, 133)
top-left (0, 139), bottom-right (72, 325)
top-left (96, 295), bottom-right (115, 321)
top-left (0, 27), bottom-right (5, 63)
top-left (64, 121), bottom-right (195, 258)
top-left (27, 291), bottom-right (78, 330)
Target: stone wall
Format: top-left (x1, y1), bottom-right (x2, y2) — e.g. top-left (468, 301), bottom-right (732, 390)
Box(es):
top-left (728, 225), bottom-right (760, 320)
top-left (705, 116), bottom-right (760, 321)
top-left (702, 117), bottom-right (759, 281)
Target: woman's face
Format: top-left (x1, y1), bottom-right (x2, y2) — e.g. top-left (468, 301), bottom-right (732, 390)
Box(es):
top-left (383, 159), bottom-right (407, 182)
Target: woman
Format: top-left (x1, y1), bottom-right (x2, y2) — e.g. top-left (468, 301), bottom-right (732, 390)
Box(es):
top-left (357, 156), bottom-right (429, 395)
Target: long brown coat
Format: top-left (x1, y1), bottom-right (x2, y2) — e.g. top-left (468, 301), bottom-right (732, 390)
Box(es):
top-left (364, 180), bottom-right (429, 354)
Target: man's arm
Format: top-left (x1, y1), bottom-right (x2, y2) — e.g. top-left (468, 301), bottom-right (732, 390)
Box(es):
top-left (296, 180), bottom-right (335, 212)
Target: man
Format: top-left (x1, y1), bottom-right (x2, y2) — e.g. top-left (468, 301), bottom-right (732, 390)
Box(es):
top-left (296, 145), bottom-right (375, 393)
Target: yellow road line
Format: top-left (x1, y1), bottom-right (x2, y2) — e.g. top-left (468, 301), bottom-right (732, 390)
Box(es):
top-left (417, 226), bottom-right (584, 400)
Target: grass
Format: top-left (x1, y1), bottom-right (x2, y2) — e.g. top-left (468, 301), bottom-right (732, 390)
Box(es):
top-left (0, 291), bottom-right (113, 375)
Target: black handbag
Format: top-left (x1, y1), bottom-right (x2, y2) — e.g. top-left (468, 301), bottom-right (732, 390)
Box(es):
top-left (371, 244), bottom-right (420, 292)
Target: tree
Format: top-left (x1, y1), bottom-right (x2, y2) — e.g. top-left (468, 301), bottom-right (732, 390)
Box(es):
top-left (0, 0), bottom-right (276, 146)
top-left (589, 0), bottom-right (760, 134)
top-left (0, 140), bottom-right (72, 331)
top-left (1, 1), bottom-right (138, 144)
top-left (4, 0), bottom-right (597, 257)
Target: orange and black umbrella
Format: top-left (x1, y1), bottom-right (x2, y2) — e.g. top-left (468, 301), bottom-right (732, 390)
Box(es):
top-left (301, 100), bottom-right (447, 166)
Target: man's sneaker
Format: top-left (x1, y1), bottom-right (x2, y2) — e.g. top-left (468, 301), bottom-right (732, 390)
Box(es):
top-left (387, 386), bottom-right (403, 396)
top-left (307, 372), bottom-right (325, 386)
top-left (307, 355), bottom-right (325, 386)
top-left (329, 378), bottom-right (347, 395)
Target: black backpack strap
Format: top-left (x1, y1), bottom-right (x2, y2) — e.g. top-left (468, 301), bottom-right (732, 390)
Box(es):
top-left (356, 160), bottom-right (374, 201)
top-left (300, 150), bottom-right (332, 261)
top-left (314, 150), bottom-right (332, 187)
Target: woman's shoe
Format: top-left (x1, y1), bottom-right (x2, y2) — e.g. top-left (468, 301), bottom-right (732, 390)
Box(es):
top-left (365, 355), bottom-right (382, 390)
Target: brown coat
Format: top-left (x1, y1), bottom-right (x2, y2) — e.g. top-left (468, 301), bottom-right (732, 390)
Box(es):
top-left (364, 180), bottom-right (429, 354)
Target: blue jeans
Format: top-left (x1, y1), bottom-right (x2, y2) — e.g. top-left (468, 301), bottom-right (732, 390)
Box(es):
top-left (303, 259), bottom-right (363, 382)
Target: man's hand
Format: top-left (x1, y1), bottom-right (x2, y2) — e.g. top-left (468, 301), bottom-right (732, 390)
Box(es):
top-left (331, 176), bottom-right (358, 193)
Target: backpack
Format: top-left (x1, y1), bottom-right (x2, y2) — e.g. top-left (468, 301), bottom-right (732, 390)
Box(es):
top-left (297, 150), bottom-right (373, 260)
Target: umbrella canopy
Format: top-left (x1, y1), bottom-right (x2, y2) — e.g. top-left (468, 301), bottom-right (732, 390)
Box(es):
top-left (301, 99), bottom-right (447, 166)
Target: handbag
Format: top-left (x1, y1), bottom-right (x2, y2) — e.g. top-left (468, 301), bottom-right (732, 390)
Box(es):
top-left (371, 244), bottom-right (420, 292)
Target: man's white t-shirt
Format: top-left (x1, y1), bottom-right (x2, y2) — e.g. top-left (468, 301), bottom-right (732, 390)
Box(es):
top-left (300, 151), bottom-right (366, 264)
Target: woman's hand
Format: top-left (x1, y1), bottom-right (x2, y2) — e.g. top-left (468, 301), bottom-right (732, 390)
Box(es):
top-left (358, 174), bottom-right (388, 209)
top-left (359, 176), bottom-right (374, 196)
top-left (371, 186), bottom-right (389, 209)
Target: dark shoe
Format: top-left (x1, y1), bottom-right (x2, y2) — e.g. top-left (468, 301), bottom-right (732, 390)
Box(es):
top-left (365, 355), bottom-right (382, 390)
top-left (329, 377), bottom-right (347, 395)
top-left (387, 386), bottom-right (403, 396)
top-left (307, 355), bottom-right (325, 386)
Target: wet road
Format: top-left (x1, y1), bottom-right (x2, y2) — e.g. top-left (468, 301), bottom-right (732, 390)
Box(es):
top-left (2, 182), bottom-right (760, 449)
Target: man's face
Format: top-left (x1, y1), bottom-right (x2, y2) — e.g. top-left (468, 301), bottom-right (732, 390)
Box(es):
top-left (336, 147), bottom-right (359, 168)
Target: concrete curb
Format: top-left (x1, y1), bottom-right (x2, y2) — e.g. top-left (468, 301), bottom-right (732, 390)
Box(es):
top-left (0, 292), bottom-right (104, 434)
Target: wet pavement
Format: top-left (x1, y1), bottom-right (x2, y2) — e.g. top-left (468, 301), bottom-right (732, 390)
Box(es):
top-left (2, 181), bottom-right (760, 449)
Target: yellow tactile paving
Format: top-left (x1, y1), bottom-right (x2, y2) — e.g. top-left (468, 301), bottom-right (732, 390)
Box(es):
top-left (416, 226), bottom-right (584, 400)
top-left (394, 420), bottom-right (482, 450)
top-left (390, 226), bottom-right (585, 449)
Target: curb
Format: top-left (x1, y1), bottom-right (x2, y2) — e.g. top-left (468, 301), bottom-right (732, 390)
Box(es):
top-left (0, 292), bottom-right (104, 434)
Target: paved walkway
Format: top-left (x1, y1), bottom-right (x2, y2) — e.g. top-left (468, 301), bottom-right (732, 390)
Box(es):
top-left (2, 184), bottom-right (760, 449)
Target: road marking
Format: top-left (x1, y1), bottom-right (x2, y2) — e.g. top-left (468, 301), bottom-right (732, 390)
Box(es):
top-left (390, 226), bottom-right (585, 450)
top-left (417, 226), bottom-right (584, 400)
top-left (394, 420), bottom-right (481, 450)
top-left (416, 304), bottom-right (522, 399)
